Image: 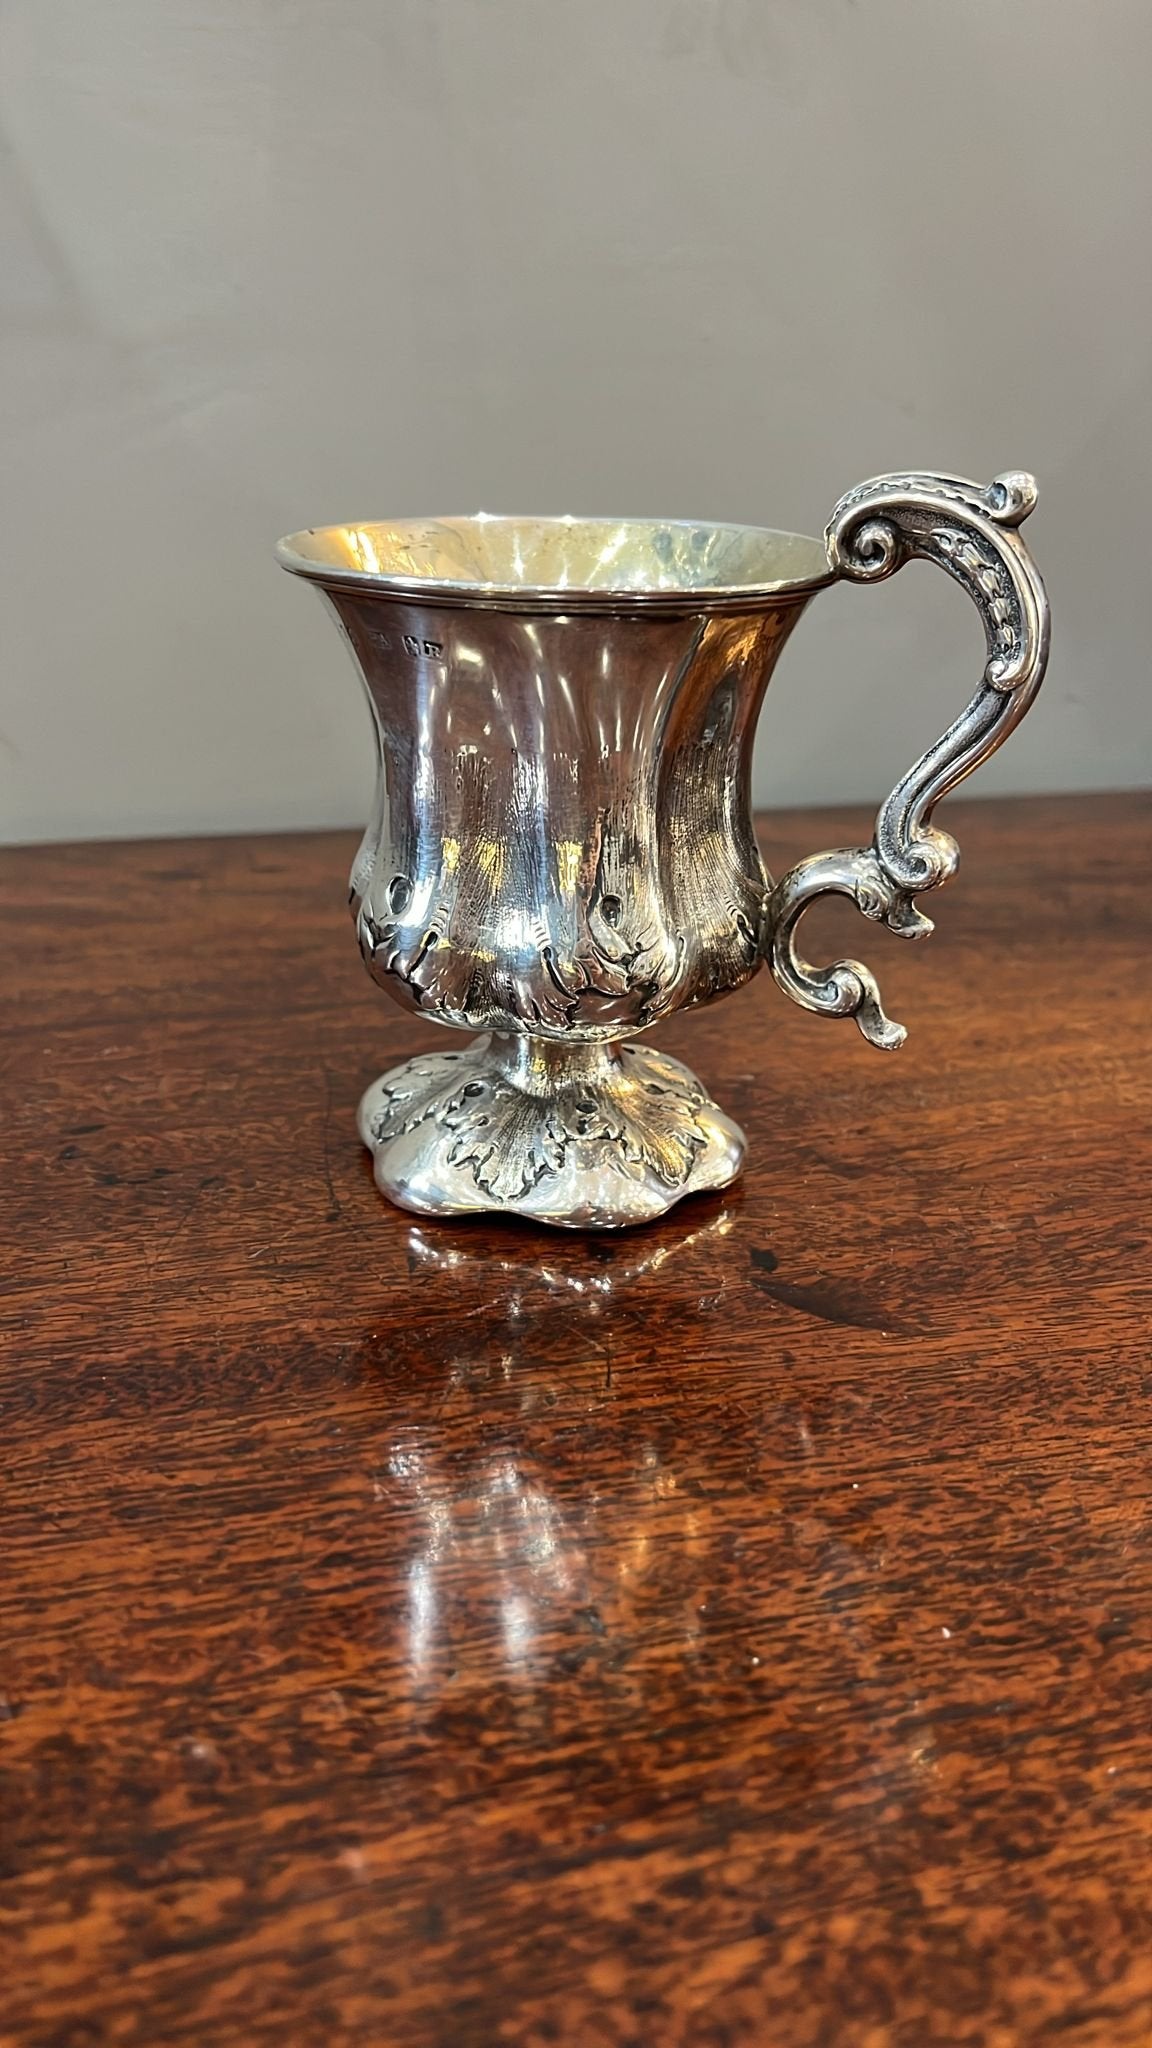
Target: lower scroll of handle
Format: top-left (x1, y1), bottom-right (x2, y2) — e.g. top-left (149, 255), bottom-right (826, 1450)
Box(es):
top-left (765, 469), bottom-right (1050, 1051)
top-left (767, 845), bottom-right (937, 1051)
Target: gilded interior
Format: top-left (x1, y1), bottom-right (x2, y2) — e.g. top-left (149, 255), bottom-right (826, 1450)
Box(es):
top-left (276, 513), bottom-right (832, 606)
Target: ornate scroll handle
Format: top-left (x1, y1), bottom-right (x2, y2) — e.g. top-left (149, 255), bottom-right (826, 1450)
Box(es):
top-left (766, 471), bottom-right (1050, 1049)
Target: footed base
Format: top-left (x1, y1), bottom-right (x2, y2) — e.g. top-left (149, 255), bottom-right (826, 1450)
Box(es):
top-left (357, 1033), bottom-right (745, 1231)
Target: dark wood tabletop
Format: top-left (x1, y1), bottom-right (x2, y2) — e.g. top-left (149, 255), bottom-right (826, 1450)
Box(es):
top-left (2, 791), bottom-right (1151, 2047)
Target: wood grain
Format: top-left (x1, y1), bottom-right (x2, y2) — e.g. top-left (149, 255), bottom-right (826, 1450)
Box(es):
top-left (1, 792), bottom-right (1150, 2047)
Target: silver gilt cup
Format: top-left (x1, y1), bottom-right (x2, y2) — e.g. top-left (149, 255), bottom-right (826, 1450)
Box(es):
top-left (277, 471), bottom-right (1048, 1229)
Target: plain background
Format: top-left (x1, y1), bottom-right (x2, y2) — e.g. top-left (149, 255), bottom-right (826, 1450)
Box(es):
top-left (2, 0), bottom-right (1149, 845)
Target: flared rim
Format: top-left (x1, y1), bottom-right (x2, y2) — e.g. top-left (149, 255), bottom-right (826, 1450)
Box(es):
top-left (274, 512), bottom-right (835, 612)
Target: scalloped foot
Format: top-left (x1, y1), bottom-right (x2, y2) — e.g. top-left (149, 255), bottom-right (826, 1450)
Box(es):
top-left (357, 1033), bottom-right (745, 1231)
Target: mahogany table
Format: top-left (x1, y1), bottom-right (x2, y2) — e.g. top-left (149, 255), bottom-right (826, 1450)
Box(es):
top-left (2, 793), bottom-right (1150, 2046)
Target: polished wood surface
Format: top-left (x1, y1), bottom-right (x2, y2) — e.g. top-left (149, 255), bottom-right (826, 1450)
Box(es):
top-left (2, 792), bottom-right (1151, 2046)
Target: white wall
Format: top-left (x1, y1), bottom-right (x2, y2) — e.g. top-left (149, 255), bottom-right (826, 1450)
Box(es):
top-left (2, 0), bottom-right (1149, 844)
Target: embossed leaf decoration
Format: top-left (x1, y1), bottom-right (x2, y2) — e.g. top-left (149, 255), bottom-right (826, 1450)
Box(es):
top-left (445, 1090), bottom-right (569, 1203)
top-left (368, 1053), bottom-right (473, 1142)
top-left (371, 1046), bottom-right (710, 1203)
top-left (617, 1083), bottom-right (707, 1187)
top-left (563, 1073), bottom-right (706, 1189)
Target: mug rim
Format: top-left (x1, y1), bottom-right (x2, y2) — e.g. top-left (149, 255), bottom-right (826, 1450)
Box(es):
top-left (274, 511), bottom-right (835, 612)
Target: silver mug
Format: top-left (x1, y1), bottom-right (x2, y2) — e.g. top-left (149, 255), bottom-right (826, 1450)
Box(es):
top-left (277, 471), bottom-right (1049, 1230)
